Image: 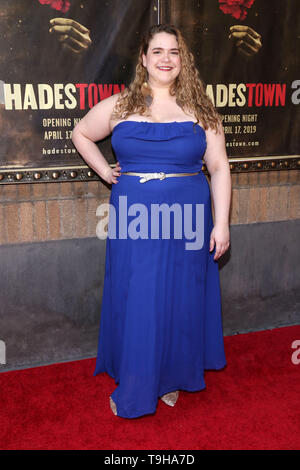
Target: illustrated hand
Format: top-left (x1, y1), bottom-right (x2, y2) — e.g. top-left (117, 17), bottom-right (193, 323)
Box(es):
top-left (101, 162), bottom-right (122, 185)
top-left (209, 224), bottom-right (230, 261)
top-left (229, 25), bottom-right (262, 56)
top-left (49, 18), bottom-right (92, 54)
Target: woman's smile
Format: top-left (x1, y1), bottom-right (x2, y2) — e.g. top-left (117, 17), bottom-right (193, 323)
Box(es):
top-left (157, 65), bottom-right (174, 71)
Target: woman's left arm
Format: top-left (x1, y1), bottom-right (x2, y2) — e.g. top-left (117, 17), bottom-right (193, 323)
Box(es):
top-left (203, 123), bottom-right (232, 260)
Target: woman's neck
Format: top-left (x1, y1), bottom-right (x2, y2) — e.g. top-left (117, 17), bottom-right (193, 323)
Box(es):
top-left (148, 81), bottom-right (175, 101)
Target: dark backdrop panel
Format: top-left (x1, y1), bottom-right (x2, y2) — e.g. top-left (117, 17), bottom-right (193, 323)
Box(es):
top-left (0, 0), bottom-right (156, 168)
top-left (164, 0), bottom-right (300, 157)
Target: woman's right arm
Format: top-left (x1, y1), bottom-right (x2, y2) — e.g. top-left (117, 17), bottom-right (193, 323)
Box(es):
top-left (71, 93), bottom-right (121, 184)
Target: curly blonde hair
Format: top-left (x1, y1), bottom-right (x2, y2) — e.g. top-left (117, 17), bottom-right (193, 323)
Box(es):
top-left (111, 24), bottom-right (221, 133)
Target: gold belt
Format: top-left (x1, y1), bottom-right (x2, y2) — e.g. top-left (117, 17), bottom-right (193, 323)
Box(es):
top-left (121, 171), bottom-right (200, 183)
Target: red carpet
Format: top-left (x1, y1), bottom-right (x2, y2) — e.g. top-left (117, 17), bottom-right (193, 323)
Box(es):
top-left (0, 325), bottom-right (299, 450)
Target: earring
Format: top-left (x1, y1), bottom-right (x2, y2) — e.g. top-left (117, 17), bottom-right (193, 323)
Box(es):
top-left (141, 80), bottom-right (153, 107)
top-left (176, 96), bottom-right (183, 109)
top-left (145, 94), bottom-right (153, 107)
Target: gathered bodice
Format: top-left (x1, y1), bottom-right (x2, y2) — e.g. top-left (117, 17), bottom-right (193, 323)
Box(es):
top-left (111, 121), bottom-right (207, 173)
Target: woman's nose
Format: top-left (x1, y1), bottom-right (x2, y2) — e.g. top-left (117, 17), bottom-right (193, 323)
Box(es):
top-left (161, 53), bottom-right (171, 62)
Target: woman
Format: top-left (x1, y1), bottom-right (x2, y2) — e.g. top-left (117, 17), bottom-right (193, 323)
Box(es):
top-left (72, 24), bottom-right (231, 419)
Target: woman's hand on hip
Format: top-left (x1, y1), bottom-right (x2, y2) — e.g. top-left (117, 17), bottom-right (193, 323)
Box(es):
top-left (101, 162), bottom-right (121, 184)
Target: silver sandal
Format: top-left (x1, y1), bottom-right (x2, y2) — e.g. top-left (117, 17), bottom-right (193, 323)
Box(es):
top-left (109, 396), bottom-right (118, 416)
top-left (160, 391), bottom-right (179, 407)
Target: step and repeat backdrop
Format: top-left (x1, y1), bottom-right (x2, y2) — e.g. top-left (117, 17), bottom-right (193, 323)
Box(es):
top-left (0, 0), bottom-right (299, 183)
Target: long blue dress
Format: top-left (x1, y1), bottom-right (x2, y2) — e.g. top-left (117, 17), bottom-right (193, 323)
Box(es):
top-left (94, 121), bottom-right (226, 419)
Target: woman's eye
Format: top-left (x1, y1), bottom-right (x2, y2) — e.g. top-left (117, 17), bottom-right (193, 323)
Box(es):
top-left (152, 50), bottom-right (179, 56)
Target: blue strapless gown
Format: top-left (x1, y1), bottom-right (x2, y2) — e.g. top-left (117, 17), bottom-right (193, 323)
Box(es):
top-left (94, 121), bottom-right (226, 419)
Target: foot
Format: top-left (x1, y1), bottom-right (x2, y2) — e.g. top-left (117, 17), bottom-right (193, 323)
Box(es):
top-left (160, 391), bottom-right (179, 407)
top-left (109, 396), bottom-right (117, 415)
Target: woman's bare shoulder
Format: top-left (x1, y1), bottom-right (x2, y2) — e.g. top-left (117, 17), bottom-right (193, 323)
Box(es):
top-left (95, 92), bottom-right (122, 115)
top-left (72, 92), bottom-right (123, 142)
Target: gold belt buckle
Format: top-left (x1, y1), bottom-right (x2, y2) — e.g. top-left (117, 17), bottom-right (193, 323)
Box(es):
top-left (139, 172), bottom-right (166, 183)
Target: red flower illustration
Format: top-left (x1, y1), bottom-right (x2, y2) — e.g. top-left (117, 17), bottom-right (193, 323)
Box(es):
top-left (219, 0), bottom-right (255, 20)
top-left (38, 0), bottom-right (71, 14)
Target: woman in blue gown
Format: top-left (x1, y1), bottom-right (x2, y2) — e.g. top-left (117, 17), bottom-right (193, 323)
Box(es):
top-left (72, 24), bottom-right (231, 419)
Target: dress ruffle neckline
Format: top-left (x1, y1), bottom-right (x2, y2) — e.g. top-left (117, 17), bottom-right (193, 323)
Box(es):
top-left (112, 120), bottom-right (206, 142)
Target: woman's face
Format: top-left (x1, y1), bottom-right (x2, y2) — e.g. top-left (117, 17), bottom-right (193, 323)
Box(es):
top-left (142, 32), bottom-right (181, 87)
